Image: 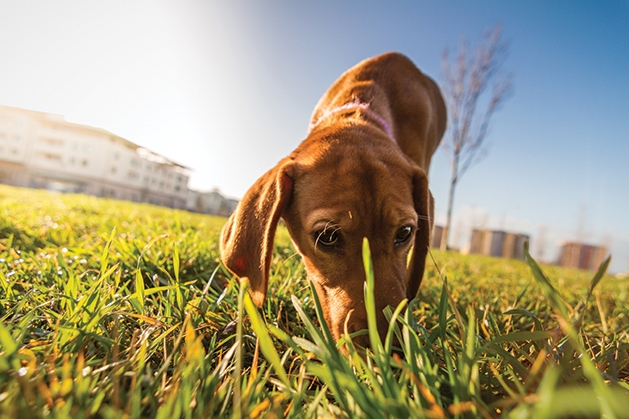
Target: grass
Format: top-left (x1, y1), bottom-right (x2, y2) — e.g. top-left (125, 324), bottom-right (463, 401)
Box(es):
top-left (0, 183), bottom-right (628, 418)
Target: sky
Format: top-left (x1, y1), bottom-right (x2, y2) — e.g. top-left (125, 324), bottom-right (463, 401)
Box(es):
top-left (1, 1), bottom-right (628, 273)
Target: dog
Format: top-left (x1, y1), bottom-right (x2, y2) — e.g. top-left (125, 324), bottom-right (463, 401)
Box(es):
top-left (220, 52), bottom-right (446, 347)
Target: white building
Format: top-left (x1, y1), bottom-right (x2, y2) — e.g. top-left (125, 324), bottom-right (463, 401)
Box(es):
top-left (187, 188), bottom-right (239, 217)
top-left (0, 105), bottom-right (190, 208)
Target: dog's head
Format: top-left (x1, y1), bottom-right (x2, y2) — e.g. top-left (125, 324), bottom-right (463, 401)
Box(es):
top-left (220, 126), bottom-right (433, 347)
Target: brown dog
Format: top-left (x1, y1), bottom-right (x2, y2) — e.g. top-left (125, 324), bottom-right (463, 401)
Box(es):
top-left (220, 52), bottom-right (446, 346)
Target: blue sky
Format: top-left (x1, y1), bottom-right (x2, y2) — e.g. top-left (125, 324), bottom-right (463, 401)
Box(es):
top-left (0, 1), bottom-right (627, 272)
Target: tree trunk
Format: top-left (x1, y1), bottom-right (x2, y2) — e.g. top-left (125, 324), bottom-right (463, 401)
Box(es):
top-left (441, 178), bottom-right (457, 251)
top-left (441, 156), bottom-right (459, 251)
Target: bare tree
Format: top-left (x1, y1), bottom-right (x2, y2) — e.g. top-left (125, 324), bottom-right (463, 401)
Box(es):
top-left (440, 25), bottom-right (513, 250)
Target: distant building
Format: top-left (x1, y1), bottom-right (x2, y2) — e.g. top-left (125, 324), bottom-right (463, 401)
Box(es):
top-left (558, 242), bottom-right (608, 271)
top-left (187, 188), bottom-right (238, 217)
top-left (469, 229), bottom-right (530, 260)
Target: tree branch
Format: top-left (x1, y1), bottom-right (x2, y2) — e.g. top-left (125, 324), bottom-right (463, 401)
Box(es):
top-left (439, 24), bottom-right (514, 249)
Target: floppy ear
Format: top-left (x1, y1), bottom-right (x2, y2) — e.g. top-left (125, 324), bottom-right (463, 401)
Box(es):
top-left (406, 168), bottom-right (433, 300)
top-left (220, 160), bottom-right (294, 306)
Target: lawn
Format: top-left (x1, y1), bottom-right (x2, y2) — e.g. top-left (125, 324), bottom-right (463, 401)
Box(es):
top-left (0, 184), bottom-right (627, 418)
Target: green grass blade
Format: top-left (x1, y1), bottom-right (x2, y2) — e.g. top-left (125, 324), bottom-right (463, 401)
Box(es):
top-left (437, 279), bottom-right (449, 343)
top-left (241, 279), bottom-right (291, 389)
top-left (524, 242), bottom-right (568, 319)
top-left (362, 238), bottom-right (384, 355)
top-left (0, 321), bottom-right (17, 356)
top-left (291, 293), bottom-right (330, 353)
top-left (234, 277), bottom-right (245, 418)
top-left (173, 242), bottom-right (180, 283)
top-left (133, 268), bottom-right (146, 315)
top-left (99, 227), bottom-right (116, 278)
top-left (587, 256), bottom-right (611, 300)
top-left (383, 298), bottom-right (408, 354)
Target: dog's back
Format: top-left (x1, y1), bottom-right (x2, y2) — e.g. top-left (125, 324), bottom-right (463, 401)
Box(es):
top-left (310, 52), bottom-right (446, 171)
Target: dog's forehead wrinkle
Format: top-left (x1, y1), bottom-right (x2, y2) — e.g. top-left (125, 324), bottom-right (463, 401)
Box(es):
top-left (303, 189), bottom-right (416, 236)
top-left (307, 208), bottom-right (351, 229)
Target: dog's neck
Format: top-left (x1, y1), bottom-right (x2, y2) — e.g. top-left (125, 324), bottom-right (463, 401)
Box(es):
top-left (310, 100), bottom-right (395, 141)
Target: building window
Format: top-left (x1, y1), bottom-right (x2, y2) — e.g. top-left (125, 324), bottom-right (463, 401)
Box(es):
top-left (38, 152), bottom-right (62, 161)
top-left (101, 188), bottom-right (116, 198)
top-left (41, 137), bottom-right (64, 147)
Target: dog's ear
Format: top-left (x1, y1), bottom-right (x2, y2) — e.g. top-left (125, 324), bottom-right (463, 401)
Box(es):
top-left (220, 160), bottom-right (294, 307)
top-left (406, 168), bottom-right (433, 300)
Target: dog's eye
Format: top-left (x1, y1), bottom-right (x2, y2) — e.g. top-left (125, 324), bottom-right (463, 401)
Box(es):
top-left (315, 228), bottom-right (340, 248)
top-left (394, 226), bottom-right (413, 244)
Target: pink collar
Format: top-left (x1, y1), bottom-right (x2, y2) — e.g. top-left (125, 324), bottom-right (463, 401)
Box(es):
top-left (309, 100), bottom-right (395, 141)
